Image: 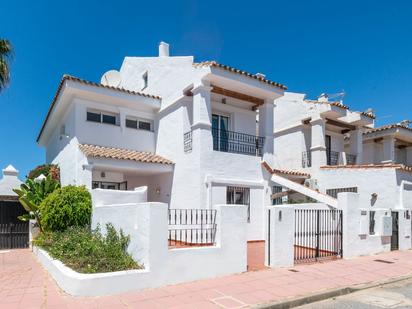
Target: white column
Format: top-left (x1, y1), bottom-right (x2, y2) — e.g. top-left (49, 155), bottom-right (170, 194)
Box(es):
top-left (191, 82), bottom-right (212, 129)
top-left (310, 117), bottom-right (327, 167)
top-left (349, 129), bottom-right (364, 164)
top-left (406, 146), bottom-right (412, 166)
top-left (382, 136), bottom-right (395, 163)
top-left (259, 99), bottom-right (275, 166)
top-left (265, 206), bottom-right (294, 267)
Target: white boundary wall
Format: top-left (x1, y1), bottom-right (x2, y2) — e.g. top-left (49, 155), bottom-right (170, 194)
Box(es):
top-left (266, 195), bottom-right (412, 267)
top-left (34, 189), bottom-right (247, 296)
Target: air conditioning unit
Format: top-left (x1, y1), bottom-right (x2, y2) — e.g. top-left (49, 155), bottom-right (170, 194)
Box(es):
top-left (304, 179), bottom-right (319, 191)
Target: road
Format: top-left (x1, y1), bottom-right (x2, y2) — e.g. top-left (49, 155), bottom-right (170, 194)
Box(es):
top-left (297, 278), bottom-right (412, 309)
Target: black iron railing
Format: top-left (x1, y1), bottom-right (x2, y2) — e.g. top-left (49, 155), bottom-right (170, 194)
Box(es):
top-left (302, 151), bottom-right (312, 168)
top-left (212, 128), bottom-right (265, 157)
top-left (346, 153), bottom-right (357, 165)
top-left (326, 187), bottom-right (358, 198)
top-left (183, 131), bottom-right (192, 153)
top-left (168, 209), bottom-right (217, 247)
top-left (327, 149), bottom-right (339, 166)
top-left (294, 209), bottom-right (343, 264)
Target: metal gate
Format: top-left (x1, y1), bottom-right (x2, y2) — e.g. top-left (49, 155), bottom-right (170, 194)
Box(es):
top-left (391, 212), bottom-right (399, 251)
top-left (294, 209), bottom-right (343, 263)
top-left (0, 200), bottom-right (29, 249)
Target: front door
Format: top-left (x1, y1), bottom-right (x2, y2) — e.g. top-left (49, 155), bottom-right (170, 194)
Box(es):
top-left (391, 212), bottom-right (399, 251)
top-left (212, 114), bottom-right (230, 152)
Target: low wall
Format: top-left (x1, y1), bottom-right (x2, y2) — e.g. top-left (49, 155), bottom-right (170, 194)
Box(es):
top-left (35, 191), bottom-right (247, 296)
top-left (91, 186), bottom-right (147, 207)
top-left (266, 193), bottom-right (412, 268)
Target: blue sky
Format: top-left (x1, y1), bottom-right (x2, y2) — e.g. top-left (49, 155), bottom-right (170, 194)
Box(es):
top-left (1, 0), bottom-right (411, 178)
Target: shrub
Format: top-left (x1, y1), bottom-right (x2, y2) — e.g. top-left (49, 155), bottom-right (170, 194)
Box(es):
top-left (39, 185), bottom-right (92, 232)
top-left (34, 224), bottom-right (142, 273)
top-left (13, 175), bottom-right (60, 233)
top-left (28, 164), bottom-right (60, 182)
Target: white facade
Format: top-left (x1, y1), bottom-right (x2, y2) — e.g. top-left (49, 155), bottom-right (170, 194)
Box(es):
top-left (38, 43), bottom-right (285, 241)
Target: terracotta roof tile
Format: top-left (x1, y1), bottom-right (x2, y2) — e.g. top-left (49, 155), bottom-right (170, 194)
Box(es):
top-left (320, 163), bottom-right (412, 173)
top-left (262, 162), bottom-right (310, 177)
top-left (364, 124), bottom-right (412, 135)
top-left (305, 100), bottom-right (349, 110)
top-left (79, 144), bottom-right (173, 165)
top-left (304, 100), bottom-right (375, 119)
top-left (37, 75), bottom-right (161, 142)
top-left (193, 61), bottom-right (287, 90)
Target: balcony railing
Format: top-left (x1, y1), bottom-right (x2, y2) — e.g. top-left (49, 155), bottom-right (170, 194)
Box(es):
top-left (302, 151), bottom-right (312, 168)
top-left (212, 128), bottom-right (265, 157)
top-left (327, 149), bottom-right (339, 166)
top-left (346, 153), bottom-right (357, 165)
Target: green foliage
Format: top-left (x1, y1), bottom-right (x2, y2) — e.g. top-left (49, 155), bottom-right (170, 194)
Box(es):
top-left (34, 224), bottom-right (142, 273)
top-left (28, 164), bottom-right (60, 182)
top-left (0, 39), bottom-right (13, 91)
top-left (13, 175), bottom-right (60, 232)
top-left (39, 185), bottom-right (91, 232)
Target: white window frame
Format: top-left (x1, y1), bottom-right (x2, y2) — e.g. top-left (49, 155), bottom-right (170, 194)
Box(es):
top-left (125, 116), bottom-right (154, 132)
top-left (86, 109), bottom-right (120, 126)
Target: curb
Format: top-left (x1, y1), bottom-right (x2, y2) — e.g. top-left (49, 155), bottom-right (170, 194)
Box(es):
top-left (253, 274), bottom-right (412, 309)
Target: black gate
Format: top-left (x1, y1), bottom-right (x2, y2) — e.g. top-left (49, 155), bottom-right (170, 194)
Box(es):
top-left (0, 200), bottom-right (29, 249)
top-left (391, 212), bottom-right (399, 251)
top-left (294, 209), bottom-right (343, 263)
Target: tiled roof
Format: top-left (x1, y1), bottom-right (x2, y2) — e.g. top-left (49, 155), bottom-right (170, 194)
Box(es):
top-left (304, 100), bottom-right (376, 119)
top-left (364, 124), bottom-right (412, 135)
top-left (193, 61), bottom-right (287, 90)
top-left (37, 75), bottom-right (161, 142)
top-left (262, 162), bottom-right (310, 177)
top-left (320, 163), bottom-right (412, 173)
top-left (305, 100), bottom-right (349, 110)
top-left (79, 144), bottom-right (173, 165)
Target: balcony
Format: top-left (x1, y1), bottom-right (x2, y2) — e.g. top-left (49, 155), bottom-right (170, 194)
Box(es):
top-left (212, 128), bottom-right (264, 157)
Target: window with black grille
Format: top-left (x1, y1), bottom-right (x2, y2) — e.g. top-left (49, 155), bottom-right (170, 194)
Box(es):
top-left (227, 186), bottom-right (250, 222)
top-left (326, 187), bottom-right (358, 198)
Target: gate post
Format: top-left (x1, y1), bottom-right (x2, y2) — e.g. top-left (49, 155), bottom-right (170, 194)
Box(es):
top-left (338, 192), bottom-right (359, 259)
top-left (265, 206), bottom-right (294, 268)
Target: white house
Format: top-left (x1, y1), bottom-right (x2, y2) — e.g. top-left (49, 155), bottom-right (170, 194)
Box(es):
top-left (37, 42), bottom-right (286, 241)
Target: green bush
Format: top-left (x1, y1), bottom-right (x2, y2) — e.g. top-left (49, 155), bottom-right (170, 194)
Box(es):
top-left (39, 185), bottom-right (92, 232)
top-left (34, 224), bottom-right (142, 273)
top-left (28, 164), bottom-right (60, 182)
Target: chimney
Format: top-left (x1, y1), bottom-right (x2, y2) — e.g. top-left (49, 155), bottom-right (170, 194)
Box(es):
top-left (318, 93), bottom-right (328, 102)
top-left (159, 41), bottom-right (169, 57)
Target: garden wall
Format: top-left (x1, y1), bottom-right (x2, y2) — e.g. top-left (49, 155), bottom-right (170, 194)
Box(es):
top-left (35, 189), bottom-right (247, 296)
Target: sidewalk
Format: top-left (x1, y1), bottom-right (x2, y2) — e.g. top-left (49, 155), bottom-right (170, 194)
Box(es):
top-left (1, 249), bottom-right (412, 309)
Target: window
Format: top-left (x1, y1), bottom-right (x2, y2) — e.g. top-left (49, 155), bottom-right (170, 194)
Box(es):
top-left (87, 110), bottom-right (119, 126)
top-left (139, 120), bottom-right (151, 131)
top-left (102, 114), bottom-right (116, 125)
top-left (125, 118), bottom-right (138, 129)
top-left (227, 186), bottom-right (250, 222)
top-left (125, 117), bottom-right (152, 131)
top-left (142, 71), bottom-right (148, 90)
top-left (272, 186), bottom-right (283, 205)
top-left (87, 111), bottom-right (101, 123)
top-left (326, 187), bottom-right (358, 199)
top-left (369, 211), bottom-right (376, 235)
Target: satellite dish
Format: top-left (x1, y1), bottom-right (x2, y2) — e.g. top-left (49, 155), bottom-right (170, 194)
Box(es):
top-left (101, 70), bottom-right (121, 87)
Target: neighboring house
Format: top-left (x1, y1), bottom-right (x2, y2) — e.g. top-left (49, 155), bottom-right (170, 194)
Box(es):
top-left (362, 123), bottom-right (412, 166)
top-left (0, 165), bottom-right (29, 249)
top-left (37, 42), bottom-right (285, 240)
top-left (273, 92), bottom-right (412, 226)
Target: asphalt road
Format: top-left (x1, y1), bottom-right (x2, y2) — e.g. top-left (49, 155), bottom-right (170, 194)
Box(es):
top-left (297, 278), bottom-right (412, 309)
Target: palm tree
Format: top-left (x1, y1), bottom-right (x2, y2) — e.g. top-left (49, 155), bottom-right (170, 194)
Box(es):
top-left (0, 39), bottom-right (13, 91)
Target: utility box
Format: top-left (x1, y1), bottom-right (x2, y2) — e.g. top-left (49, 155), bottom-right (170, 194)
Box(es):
top-left (382, 216), bottom-right (392, 237)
